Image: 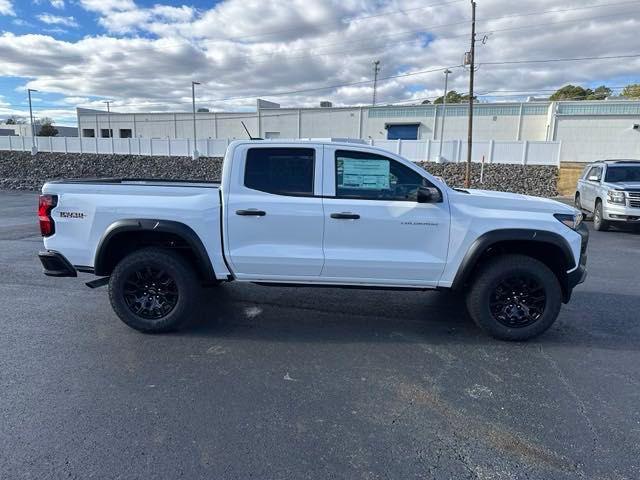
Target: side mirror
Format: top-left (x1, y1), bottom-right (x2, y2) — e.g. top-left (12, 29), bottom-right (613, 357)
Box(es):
top-left (417, 186), bottom-right (442, 203)
top-left (588, 175), bottom-right (599, 182)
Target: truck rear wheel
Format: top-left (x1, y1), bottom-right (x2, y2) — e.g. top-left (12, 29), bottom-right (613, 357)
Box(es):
top-left (108, 247), bottom-right (199, 333)
top-left (466, 254), bottom-right (562, 341)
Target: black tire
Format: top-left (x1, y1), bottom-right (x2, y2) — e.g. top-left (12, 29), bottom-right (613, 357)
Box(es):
top-left (593, 199), bottom-right (609, 231)
top-left (108, 247), bottom-right (199, 333)
top-left (466, 254), bottom-right (562, 341)
top-left (574, 193), bottom-right (587, 219)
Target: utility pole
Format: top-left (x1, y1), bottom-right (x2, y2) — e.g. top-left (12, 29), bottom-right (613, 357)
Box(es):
top-left (28, 88), bottom-right (38, 155)
top-left (192, 81), bottom-right (200, 159)
top-left (437, 69), bottom-right (452, 162)
top-left (103, 101), bottom-right (113, 153)
top-left (372, 60), bottom-right (381, 106)
top-left (465, 0), bottom-right (476, 188)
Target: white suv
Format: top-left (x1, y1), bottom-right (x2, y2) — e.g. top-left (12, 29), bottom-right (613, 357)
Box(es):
top-left (575, 160), bottom-right (640, 231)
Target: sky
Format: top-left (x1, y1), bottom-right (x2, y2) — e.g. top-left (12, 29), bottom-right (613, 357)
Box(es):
top-left (0, 0), bottom-right (639, 125)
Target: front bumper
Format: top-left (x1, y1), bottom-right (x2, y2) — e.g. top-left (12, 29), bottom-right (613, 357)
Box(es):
top-left (603, 202), bottom-right (640, 222)
top-left (38, 250), bottom-right (77, 277)
top-left (564, 222), bottom-right (588, 301)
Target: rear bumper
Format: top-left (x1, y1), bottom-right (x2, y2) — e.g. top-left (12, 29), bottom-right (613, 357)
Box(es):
top-left (38, 250), bottom-right (77, 277)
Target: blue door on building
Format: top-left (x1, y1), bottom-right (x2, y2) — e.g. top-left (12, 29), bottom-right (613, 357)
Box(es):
top-left (386, 124), bottom-right (419, 140)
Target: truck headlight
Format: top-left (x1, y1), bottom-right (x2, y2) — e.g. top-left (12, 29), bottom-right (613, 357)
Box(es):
top-left (607, 190), bottom-right (626, 204)
top-left (554, 212), bottom-right (583, 230)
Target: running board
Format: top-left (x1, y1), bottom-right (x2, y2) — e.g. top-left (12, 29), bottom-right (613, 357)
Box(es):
top-left (85, 277), bottom-right (109, 289)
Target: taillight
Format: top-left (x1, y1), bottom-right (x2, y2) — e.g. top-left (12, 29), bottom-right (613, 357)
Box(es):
top-left (38, 194), bottom-right (58, 237)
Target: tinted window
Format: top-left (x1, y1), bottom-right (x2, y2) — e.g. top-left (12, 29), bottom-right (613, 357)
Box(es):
top-left (244, 148), bottom-right (315, 196)
top-left (605, 165), bottom-right (640, 182)
top-left (335, 150), bottom-right (430, 201)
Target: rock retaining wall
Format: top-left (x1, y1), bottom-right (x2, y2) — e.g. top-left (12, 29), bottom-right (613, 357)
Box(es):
top-left (0, 152), bottom-right (557, 197)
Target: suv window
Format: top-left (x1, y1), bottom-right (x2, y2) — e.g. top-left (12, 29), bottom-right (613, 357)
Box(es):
top-left (335, 150), bottom-right (431, 201)
top-left (587, 166), bottom-right (602, 181)
top-left (244, 147), bottom-right (315, 196)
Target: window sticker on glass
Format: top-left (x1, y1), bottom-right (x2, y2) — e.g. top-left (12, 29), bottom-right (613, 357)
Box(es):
top-left (338, 158), bottom-right (390, 190)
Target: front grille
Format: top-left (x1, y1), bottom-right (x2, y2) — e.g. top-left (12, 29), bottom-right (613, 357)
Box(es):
top-left (626, 191), bottom-right (640, 208)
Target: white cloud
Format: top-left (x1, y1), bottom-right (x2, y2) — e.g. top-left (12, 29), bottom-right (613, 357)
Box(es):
top-left (37, 14), bottom-right (78, 27)
top-left (50, 0), bottom-right (65, 9)
top-left (79, 0), bottom-right (136, 14)
top-left (0, 0), bottom-right (15, 16)
top-left (2, 0), bottom-right (640, 125)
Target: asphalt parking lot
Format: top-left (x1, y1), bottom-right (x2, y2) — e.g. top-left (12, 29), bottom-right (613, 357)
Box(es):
top-left (1, 189), bottom-right (639, 480)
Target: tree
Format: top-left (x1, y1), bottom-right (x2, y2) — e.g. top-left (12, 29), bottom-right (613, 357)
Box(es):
top-left (433, 90), bottom-right (475, 104)
top-left (4, 116), bottom-right (25, 124)
top-left (586, 85), bottom-right (612, 100)
top-left (622, 84), bottom-right (640, 98)
top-left (197, 107), bottom-right (210, 112)
top-left (421, 99), bottom-right (431, 104)
top-left (550, 84), bottom-right (611, 101)
top-left (550, 85), bottom-right (589, 101)
top-left (38, 120), bottom-right (58, 137)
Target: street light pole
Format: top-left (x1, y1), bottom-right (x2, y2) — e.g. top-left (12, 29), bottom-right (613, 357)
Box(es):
top-left (192, 81), bottom-right (200, 159)
top-left (28, 88), bottom-right (38, 155)
top-left (437, 69), bottom-right (452, 162)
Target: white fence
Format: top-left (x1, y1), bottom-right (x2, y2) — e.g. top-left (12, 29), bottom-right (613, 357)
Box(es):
top-left (0, 136), bottom-right (562, 166)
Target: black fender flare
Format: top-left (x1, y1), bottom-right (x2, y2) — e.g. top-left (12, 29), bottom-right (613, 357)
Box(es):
top-left (94, 219), bottom-right (216, 281)
top-left (450, 228), bottom-right (576, 291)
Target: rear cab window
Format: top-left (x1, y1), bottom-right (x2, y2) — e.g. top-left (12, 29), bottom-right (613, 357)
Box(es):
top-left (244, 147), bottom-right (315, 196)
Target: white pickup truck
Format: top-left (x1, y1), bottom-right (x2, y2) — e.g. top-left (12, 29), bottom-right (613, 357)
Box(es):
top-left (38, 139), bottom-right (588, 340)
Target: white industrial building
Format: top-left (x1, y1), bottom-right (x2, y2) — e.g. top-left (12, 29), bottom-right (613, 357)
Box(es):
top-left (75, 99), bottom-right (640, 163)
top-left (0, 122), bottom-right (78, 137)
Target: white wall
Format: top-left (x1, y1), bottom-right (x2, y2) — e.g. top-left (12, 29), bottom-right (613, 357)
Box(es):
top-left (72, 101), bottom-right (640, 162)
top-left (555, 115), bottom-right (640, 162)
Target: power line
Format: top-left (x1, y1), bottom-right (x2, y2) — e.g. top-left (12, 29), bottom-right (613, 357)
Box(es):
top-left (480, 53), bottom-right (640, 66)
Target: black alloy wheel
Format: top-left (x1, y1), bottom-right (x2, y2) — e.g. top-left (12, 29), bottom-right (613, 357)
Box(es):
top-left (123, 266), bottom-right (179, 320)
top-left (489, 275), bottom-right (546, 328)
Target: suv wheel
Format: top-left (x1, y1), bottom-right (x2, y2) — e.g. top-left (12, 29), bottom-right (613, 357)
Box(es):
top-left (593, 200), bottom-right (609, 231)
top-left (108, 247), bottom-right (199, 333)
top-left (466, 254), bottom-right (562, 341)
top-left (574, 193), bottom-right (586, 218)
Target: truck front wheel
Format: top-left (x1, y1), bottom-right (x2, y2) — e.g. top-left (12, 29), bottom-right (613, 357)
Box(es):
top-left (108, 247), bottom-right (199, 333)
top-left (466, 254), bottom-right (562, 341)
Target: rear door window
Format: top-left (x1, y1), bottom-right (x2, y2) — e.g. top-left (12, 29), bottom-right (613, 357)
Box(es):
top-left (244, 148), bottom-right (315, 196)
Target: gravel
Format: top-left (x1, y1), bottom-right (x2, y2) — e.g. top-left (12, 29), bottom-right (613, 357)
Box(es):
top-left (1, 151), bottom-right (557, 196)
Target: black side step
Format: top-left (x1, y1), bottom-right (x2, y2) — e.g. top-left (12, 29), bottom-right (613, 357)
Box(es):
top-left (86, 277), bottom-right (109, 289)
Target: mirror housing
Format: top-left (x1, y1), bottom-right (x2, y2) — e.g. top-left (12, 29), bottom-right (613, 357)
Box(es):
top-left (417, 186), bottom-right (442, 203)
top-left (587, 175), bottom-right (600, 182)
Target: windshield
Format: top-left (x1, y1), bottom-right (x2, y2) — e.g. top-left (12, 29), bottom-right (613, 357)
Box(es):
top-left (605, 166), bottom-right (640, 183)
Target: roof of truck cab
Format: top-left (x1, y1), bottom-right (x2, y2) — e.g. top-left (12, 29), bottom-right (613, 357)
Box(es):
top-left (227, 139), bottom-right (396, 155)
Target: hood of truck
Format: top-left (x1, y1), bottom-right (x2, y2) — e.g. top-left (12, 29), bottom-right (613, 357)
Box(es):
top-left (457, 188), bottom-right (577, 214)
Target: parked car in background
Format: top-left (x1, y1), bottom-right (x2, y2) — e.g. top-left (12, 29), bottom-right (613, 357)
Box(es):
top-left (38, 139), bottom-right (588, 341)
top-left (575, 160), bottom-right (640, 231)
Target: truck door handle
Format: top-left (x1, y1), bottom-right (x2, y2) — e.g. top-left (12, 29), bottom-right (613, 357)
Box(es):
top-left (236, 209), bottom-right (266, 216)
top-left (330, 212), bottom-right (360, 220)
